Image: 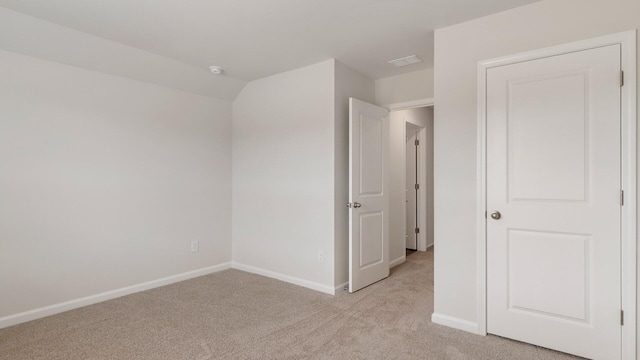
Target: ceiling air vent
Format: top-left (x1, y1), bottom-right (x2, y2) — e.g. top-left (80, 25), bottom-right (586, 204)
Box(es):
top-left (388, 55), bottom-right (423, 67)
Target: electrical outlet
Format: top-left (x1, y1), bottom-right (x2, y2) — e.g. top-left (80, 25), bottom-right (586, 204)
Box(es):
top-left (317, 251), bottom-right (324, 262)
top-left (191, 241), bottom-right (199, 253)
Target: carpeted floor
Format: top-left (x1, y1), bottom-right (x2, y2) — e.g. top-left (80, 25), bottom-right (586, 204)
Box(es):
top-left (0, 249), bottom-right (580, 359)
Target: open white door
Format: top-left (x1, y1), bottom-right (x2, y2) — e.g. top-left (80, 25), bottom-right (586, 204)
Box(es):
top-left (349, 98), bottom-right (390, 293)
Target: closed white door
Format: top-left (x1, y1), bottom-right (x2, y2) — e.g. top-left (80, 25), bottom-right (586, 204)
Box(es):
top-left (349, 98), bottom-right (389, 293)
top-left (486, 45), bottom-right (622, 359)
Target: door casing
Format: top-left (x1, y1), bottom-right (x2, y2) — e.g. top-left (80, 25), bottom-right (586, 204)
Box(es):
top-left (405, 123), bottom-right (421, 251)
top-left (476, 30), bottom-right (637, 359)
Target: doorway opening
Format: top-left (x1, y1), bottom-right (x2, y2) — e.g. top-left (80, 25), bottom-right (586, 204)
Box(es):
top-left (389, 105), bottom-right (434, 267)
top-left (347, 97), bottom-right (433, 292)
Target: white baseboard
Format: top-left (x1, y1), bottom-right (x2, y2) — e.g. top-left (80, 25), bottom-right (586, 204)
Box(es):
top-left (431, 313), bottom-right (481, 334)
top-left (390, 255), bottom-right (406, 268)
top-left (231, 262), bottom-right (335, 295)
top-left (0, 262), bottom-right (232, 330)
top-left (335, 281), bottom-right (349, 293)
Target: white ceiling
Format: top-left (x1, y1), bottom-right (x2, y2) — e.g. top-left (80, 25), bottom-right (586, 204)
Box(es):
top-left (0, 0), bottom-right (540, 100)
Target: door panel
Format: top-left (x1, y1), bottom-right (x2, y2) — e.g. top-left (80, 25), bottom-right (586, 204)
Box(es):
top-left (349, 98), bottom-right (389, 293)
top-left (508, 71), bottom-right (588, 202)
top-left (507, 229), bottom-right (590, 322)
top-left (360, 116), bottom-right (384, 195)
top-left (486, 44), bottom-right (621, 359)
top-left (360, 211), bottom-right (384, 268)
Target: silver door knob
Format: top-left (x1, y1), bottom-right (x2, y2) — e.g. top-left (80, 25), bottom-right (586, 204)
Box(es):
top-left (490, 211), bottom-right (501, 220)
top-left (353, 202), bottom-right (362, 208)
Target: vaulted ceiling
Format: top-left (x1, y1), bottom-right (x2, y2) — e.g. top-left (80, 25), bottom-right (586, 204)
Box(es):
top-left (0, 0), bottom-right (540, 100)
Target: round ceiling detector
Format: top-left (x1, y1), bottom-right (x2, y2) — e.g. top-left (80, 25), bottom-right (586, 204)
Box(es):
top-left (209, 66), bottom-right (223, 75)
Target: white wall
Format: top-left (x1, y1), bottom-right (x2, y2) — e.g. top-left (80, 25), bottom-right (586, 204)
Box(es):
top-left (232, 60), bottom-right (374, 293)
top-left (232, 60), bottom-right (337, 293)
top-left (0, 49), bottom-right (232, 323)
top-left (433, 0), bottom-right (640, 334)
top-left (375, 68), bottom-right (434, 106)
top-left (334, 61), bottom-right (376, 287)
top-left (389, 107), bottom-right (434, 264)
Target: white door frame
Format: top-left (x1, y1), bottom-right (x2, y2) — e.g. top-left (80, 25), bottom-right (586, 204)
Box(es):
top-left (476, 30), bottom-right (636, 359)
top-left (385, 97), bottom-right (434, 111)
top-left (404, 122), bottom-right (426, 251)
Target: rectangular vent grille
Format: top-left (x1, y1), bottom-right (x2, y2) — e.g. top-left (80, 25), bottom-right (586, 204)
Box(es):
top-left (388, 55), bottom-right (423, 67)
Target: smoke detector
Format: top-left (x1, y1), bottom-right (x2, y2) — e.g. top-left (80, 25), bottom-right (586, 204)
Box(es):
top-left (209, 66), bottom-right (223, 74)
top-left (388, 55), bottom-right (423, 67)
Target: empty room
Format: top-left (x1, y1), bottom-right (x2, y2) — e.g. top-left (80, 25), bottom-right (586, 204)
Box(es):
top-left (1, 1), bottom-right (639, 359)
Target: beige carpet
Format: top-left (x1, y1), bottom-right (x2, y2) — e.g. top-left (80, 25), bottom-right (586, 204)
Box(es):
top-left (0, 249), bottom-right (580, 359)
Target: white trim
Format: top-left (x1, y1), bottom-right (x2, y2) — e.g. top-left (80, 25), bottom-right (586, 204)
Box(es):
top-left (384, 98), bottom-right (434, 111)
top-left (396, 111), bottom-right (430, 254)
top-left (619, 30), bottom-right (637, 360)
top-left (390, 255), bottom-right (406, 268)
top-left (476, 48), bottom-right (489, 337)
top-left (408, 122), bottom-right (429, 252)
top-left (417, 125), bottom-right (428, 251)
top-left (0, 262), bottom-right (232, 329)
top-left (431, 313), bottom-right (480, 334)
top-left (231, 262), bottom-right (335, 295)
top-left (334, 281), bottom-right (349, 293)
top-left (477, 30), bottom-right (637, 358)
top-left (401, 118), bottom-right (409, 260)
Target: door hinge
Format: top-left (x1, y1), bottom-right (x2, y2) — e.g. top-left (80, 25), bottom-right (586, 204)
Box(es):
top-left (485, 210), bottom-right (487, 219)
top-left (415, 183), bottom-right (420, 190)
top-left (621, 70), bottom-right (624, 87)
top-left (621, 190), bottom-right (624, 206)
top-left (415, 139), bottom-right (419, 146)
top-left (621, 310), bottom-right (624, 325)
top-left (415, 227), bottom-right (420, 234)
